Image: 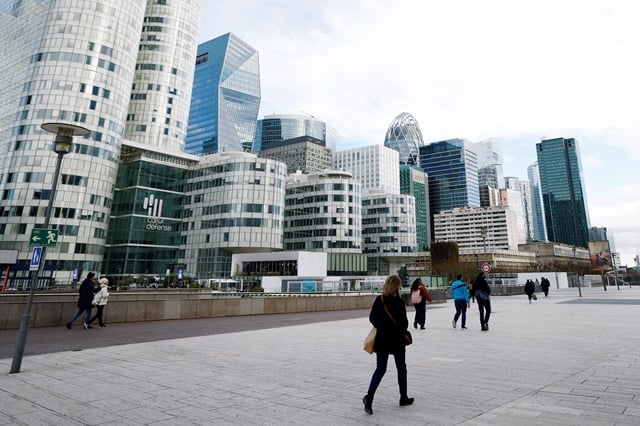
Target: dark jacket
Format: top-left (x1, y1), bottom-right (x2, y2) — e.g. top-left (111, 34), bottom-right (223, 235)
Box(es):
top-left (77, 278), bottom-right (96, 309)
top-left (471, 274), bottom-right (491, 299)
top-left (524, 281), bottom-right (535, 296)
top-left (369, 294), bottom-right (409, 354)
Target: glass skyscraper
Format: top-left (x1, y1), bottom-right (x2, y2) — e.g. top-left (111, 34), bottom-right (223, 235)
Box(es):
top-left (536, 137), bottom-right (590, 248)
top-left (527, 161), bottom-right (548, 241)
top-left (254, 114), bottom-right (336, 154)
top-left (186, 33), bottom-right (260, 155)
top-left (383, 112), bottom-right (424, 165)
top-left (419, 138), bottom-right (480, 214)
top-left (400, 165), bottom-right (430, 250)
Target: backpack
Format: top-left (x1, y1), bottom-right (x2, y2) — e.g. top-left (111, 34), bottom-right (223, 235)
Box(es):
top-left (411, 289), bottom-right (422, 304)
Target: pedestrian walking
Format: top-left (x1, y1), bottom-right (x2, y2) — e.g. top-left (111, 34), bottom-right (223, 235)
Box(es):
top-left (471, 272), bottom-right (491, 331)
top-left (88, 277), bottom-right (110, 328)
top-left (363, 275), bottom-right (414, 415)
top-left (410, 278), bottom-right (432, 330)
top-left (66, 272), bottom-right (97, 329)
top-left (540, 277), bottom-right (550, 297)
top-left (524, 279), bottom-right (536, 303)
top-left (450, 274), bottom-right (470, 329)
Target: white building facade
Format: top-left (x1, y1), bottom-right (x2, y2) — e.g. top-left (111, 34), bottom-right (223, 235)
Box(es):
top-left (334, 145), bottom-right (400, 194)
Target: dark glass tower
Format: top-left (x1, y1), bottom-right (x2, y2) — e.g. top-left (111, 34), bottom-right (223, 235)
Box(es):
top-left (536, 137), bottom-right (590, 248)
top-left (400, 165), bottom-right (431, 250)
top-left (186, 33), bottom-right (260, 154)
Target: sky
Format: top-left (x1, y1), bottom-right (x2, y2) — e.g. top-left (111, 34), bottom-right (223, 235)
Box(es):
top-left (199, 0), bottom-right (640, 266)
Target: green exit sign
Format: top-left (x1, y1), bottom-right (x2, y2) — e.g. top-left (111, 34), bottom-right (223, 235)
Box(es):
top-left (30, 229), bottom-right (59, 246)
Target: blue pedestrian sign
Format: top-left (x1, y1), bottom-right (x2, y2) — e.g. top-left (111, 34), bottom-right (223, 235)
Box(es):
top-left (30, 247), bottom-right (43, 271)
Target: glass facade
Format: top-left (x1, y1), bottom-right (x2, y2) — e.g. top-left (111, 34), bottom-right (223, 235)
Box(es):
top-left (419, 138), bottom-right (480, 214)
top-left (383, 112), bottom-right (424, 165)
top-left (186, 33), bottom-right (260, 155)
top-left (400, 165), bottom-right (430, 250)
top-left (254, 114), bottom-right (336, 154)
top-left (103, 149), bottom-right (191, 276)
top-left (527, 161), bottom-right (548, 241)
top-left (536, 137), bottom-right (590, 248)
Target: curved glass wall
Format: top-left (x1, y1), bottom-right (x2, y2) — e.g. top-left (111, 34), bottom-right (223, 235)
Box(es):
top-left (384, 112), bottom-right (424, 165)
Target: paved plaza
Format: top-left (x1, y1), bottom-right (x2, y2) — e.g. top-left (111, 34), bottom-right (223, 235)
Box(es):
top-left (2, 286), bottom-right (640, 425)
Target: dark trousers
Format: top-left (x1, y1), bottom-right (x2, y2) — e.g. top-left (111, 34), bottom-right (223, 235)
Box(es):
top-left (414, 301), bottom-right (426, 328)
top-left (477, 298), bottom-right (491, 325)
top-left (89, 305), bottom-right (105, 327)
top-left (453, 299), bottom-right (467, 327)
top-left (67, 307), bottom-right (91, 325)
top-left (367, 350), bottom-right (408, 397)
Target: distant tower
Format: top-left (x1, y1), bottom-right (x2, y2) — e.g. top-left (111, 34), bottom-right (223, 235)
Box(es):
top-left (475, 139), bottom-right (504, 189)
top-left (186, 33), bottom-right (260, 154)
top-left (384, 112), bottom-right (424, 165)
top-left (536, 137), bottom-right (590, 247)
top-left (527, 161), bottom-right (548, 241)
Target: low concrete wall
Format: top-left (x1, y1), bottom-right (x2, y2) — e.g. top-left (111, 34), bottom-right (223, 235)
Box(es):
top-left (0, 292), bottom-right (380, 330)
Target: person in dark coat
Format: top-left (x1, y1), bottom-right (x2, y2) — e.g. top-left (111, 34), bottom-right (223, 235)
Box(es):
top-left (471, 272), bottom-right (492, 331)
top-left (410, 278), bottom-right (433, 330)
top-left (540, 277), bottom-right (550, 297)
top-left (363, 275), bottom-right (414, 415)
top-left (524, 279), bottom-right (536, 303)
top-left (66, 272), bottom-right (97, 329)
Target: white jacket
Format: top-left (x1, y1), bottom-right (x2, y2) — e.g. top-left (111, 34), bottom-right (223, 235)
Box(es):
top-left (92, 287), bottom-right (109, 306)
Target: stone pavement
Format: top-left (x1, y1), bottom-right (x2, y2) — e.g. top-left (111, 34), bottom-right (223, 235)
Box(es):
top-left (1, 286), bottom-right (640, 425)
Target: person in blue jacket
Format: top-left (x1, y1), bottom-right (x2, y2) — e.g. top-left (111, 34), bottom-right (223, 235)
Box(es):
top-left (450, 274), bottom-right (470, 329)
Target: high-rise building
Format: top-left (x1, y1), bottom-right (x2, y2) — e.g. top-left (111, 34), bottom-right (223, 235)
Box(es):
top-left (419, 138), bottom-right (480, 215)
top-left (185, 33), bottom-right (260, 155)
top-left (256, 114), bottom-right (335, 173)
top-left (400, 165), bottom-right (430, 250)
top-left (475, 139), bottom-right (504, 189)
top-left (254, 114), bottom-right (336, 154)
top-left (334, 145), bottom-right (400, 195)
top-left (383, 112), bottom-right (424, 165)
top-left (536, 137), bottom-right (590, 247)
top-left (0, 0), bottom-right (201, 283)
top-left (527, 161), bottom-right (548, 241)
top-left (504, 177), bottom-right (533, 244)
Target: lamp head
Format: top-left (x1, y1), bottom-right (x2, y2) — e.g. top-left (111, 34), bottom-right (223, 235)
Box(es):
top-left (41, 122), bottom-right (90, 155)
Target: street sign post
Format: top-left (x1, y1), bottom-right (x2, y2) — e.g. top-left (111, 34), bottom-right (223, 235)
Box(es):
top-left (29, 229), bottom-right (59, 246)
top-left (30, 247), bottom-right (43, 271)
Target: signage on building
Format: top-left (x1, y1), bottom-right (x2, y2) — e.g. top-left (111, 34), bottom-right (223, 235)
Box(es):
top-left (143, 194), bottom-right (172, 232)
top-left (30, 229), bottom-right (59, 246)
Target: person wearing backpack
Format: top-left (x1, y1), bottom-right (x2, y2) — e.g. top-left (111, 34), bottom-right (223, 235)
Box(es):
top-left (410, 278), bottom-right (432, 330)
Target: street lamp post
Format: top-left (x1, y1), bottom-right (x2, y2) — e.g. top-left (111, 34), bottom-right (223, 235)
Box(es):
top-left (10, 123), bottom-right (89, 374)
top-left (481, 226), bottom-right (488, 265)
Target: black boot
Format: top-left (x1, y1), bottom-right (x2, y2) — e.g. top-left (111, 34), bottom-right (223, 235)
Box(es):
top-left (399, 396), bottom-right (414, 406)
top-left (363, 394), bottom-right (373, 414)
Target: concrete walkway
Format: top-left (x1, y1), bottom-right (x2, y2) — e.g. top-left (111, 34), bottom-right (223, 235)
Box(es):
top-left (1, 286), bottom-right (640, 425)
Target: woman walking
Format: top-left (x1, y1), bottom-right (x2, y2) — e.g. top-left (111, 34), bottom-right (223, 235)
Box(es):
top-left (363, 275), bottom-right (414, 415)
top-left (410, 278), bottom-right (432, 330)
top-left (88, 278), bottom-right (110, 328)
top-left (471, 272), bottom-right (491, 331)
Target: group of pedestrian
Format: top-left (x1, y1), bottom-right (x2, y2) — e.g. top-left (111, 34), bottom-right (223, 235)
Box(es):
top-left (65, 272), bottom-right (110, 330)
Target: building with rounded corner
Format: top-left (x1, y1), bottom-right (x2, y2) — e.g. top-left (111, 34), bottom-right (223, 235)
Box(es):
top-left (383, 112), bottom-right (424, 165)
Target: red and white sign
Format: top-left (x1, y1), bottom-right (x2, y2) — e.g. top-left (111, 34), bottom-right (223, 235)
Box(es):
top-left (481, 263), bottom-right (491, 273)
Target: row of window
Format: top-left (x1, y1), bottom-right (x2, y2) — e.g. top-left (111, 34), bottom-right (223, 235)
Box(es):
top-left (31, 51), bottom-right (119, 74)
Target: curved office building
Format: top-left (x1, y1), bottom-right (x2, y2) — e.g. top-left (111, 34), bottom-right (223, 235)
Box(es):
top-left (384, 112), bottom-right (424, 165)
top-left (284, 170), bottom-right (362, 253)
top-left (179, 152), bottom-right (287, 279)
top-left (0, 1), bottom-right (146, 284)
top-left (125, 0), bottom-right (201, 151)
top-left (254, 114), bottom-right (336, 154)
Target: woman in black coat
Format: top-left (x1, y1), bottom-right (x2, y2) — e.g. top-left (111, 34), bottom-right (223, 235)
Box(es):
top-left (363, 275), bottom-right (414, 415)
top-left (524, 279), bottom-right (536, 304)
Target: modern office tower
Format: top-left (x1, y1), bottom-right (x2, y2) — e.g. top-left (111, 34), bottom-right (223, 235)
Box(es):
top-left (0, 0), bottom-right (201, 284)
top-left (284, 170), bottom-right (362, 253)
top-left (480, 185), bottom-right (501, 207)
top-left (334, 145), bottom-right (400, 194)
top-left (178, 152), bottom-right (287, 279)
top-left (254, 114), bottom-right (336, 154)
top-left (103, 142), bottom-right (198, 277)
top-left (186, 33), bottom-right (260, 155)
top-left (383, 112), bottom-right (424, 165)
top-left (475, 138), bottom-right (504, 189)
top-left (362, 191), bottom-right (417, 274)
top-left (527, 161), bottom-right (548, 241)
top-left (0, 1), bottom-right (146, 282)
top-left (504, 177), bottom-right (534, 244)
top-left (419, 138), bottom-right (480, 215)
top-left (433, 206), bottom-right (520, 252)
top-left (589, 227), bottom-right (616, 251)
top-left (124, 1), bottom-right (200, 152)
top-left (258, 136), bottom-right (333, 174)
top-left (400, 165), bottom-right (430, 250)
top-left (536, 137), bottom-right (590, 248)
